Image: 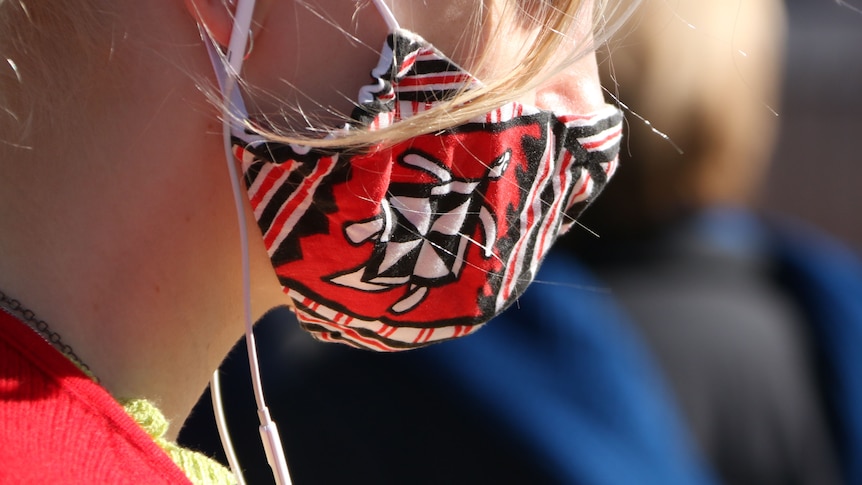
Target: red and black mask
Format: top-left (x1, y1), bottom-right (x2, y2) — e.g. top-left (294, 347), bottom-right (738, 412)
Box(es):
top-left (223, 20), bottom-right (622, 351)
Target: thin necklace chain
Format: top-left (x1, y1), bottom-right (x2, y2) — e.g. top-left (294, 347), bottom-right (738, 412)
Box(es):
top-left (0, 289), bottom-right (97, 381)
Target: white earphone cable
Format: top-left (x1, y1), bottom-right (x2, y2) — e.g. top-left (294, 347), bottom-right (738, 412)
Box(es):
top-left (208, 0), bottom-right (292, 484)
top-left (209, 1), bottom-right (399, 482)
top-left (211, 370), bottom-right (247, 485)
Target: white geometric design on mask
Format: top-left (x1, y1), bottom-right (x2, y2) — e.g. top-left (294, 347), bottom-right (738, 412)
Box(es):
top-left (390, 286), bottom-right (429, 315)
top-left (429, 199), bottom-right (470, 236)
top-left (332, 150), bottom-right (510, 314)
top-left (390, 196), bottom-right (432, 235)
top-left (379, 240), bottom-right (423, 274)
top-left (414, 242), bottom-right (450, 280)
top-left (329, 268), bottom-right (398, 291)
top-left (478, 206), bottom-right (496, 258)
top-left (402, 153), bottom-right (452, 182)
top-left (345, 218), bottom-right (385, 244)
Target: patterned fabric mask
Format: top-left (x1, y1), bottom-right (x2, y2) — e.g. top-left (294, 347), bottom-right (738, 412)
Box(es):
top-left (221, 21), bottom-right (622, 351)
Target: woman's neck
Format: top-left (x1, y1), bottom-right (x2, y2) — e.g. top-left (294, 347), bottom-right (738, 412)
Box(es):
top-left (0, 145), bottom-right (284, 440)
top-left (0, 24), bottom-right (285, 436)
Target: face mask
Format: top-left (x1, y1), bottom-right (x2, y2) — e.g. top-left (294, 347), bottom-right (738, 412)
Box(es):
top-left (218, 5), bottom-right (623, 351)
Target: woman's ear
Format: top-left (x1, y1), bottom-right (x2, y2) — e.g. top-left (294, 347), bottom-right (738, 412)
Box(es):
top-left (184, 0), bottom-right (234, 47)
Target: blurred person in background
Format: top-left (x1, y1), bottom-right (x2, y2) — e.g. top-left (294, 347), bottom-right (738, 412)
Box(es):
top-left (572, 0), bottom-right (862, 483)
top-left (181, 0), bottom-right (862, 484)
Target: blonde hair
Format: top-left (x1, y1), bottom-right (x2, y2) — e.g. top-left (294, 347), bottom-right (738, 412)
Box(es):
top-left (0, 0), bottom-right (120, 151)
top-left (1, 0), bottom-right (636, 151)
top-left (248, 0), bottom-right (638, 148)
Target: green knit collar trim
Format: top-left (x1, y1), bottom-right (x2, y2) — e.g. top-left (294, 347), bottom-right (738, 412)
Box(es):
top-left (121, 398), bottom-right (237, 485)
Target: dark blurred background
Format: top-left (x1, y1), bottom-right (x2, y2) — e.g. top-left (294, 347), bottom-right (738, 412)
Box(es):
top-left (760, 0), bottom-right (862, 251)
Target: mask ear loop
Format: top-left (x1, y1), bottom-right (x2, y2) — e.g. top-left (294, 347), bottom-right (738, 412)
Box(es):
top-left (204, 1), bottom-right (293, 484)
top-left (370, 0), bottom-right (400, 31)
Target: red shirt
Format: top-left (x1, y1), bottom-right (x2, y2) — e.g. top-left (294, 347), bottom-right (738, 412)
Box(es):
top-left (0, 309), bottom-right (192, 484)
